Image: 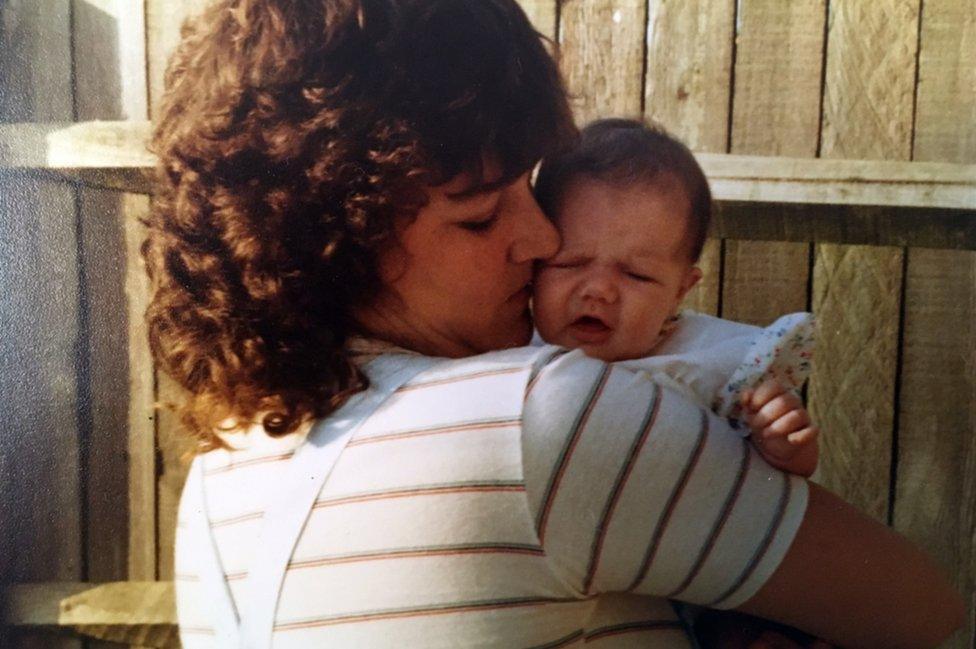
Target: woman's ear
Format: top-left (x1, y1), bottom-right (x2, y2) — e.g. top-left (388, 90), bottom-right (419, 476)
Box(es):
top-left (676, 265), bottom-right (703, 304)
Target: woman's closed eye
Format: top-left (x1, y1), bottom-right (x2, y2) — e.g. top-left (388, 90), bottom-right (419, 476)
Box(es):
top-left (457, 213), bottom-right (499, 233)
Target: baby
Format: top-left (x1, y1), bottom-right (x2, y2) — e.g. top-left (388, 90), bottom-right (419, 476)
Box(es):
top-left (532, 118), bottom-right (818, 477)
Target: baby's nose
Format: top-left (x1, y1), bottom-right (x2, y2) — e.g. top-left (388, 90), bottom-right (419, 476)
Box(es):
top-left (580, 272), bottom-right (619, 303)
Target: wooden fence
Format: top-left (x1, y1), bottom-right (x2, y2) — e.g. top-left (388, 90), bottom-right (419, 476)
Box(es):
top-left (0, 1), bottom-right (973, 647)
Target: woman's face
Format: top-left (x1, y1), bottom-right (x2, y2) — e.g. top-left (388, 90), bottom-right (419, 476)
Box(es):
top-left (359, 169), bottom-right (559, 357)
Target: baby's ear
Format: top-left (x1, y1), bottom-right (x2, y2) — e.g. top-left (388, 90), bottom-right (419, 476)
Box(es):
top-left (677, 265), bottom-right (703, 301)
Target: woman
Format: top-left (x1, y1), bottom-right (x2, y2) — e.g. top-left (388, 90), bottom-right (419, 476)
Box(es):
top-left (143, 1), bottom-right (964, 647)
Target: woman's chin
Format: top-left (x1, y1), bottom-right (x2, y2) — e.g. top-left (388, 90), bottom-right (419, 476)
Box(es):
top-left (492, 311), bottom-right (535, 351)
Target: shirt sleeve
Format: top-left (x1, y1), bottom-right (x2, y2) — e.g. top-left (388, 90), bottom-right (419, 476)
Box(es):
top-left (714, 312), bottom-right (815, 420)
top-left (521, 347), bottom-right (808, 610)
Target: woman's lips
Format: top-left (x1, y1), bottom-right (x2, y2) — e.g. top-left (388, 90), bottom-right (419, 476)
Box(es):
top-left (567, 315), bottom-right (612, 343)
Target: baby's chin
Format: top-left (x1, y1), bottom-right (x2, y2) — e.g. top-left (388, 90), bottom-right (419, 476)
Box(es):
top-left (579, 343), bottom-right (637, 363)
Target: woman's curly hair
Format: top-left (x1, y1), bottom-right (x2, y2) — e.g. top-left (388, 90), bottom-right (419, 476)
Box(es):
top-left (142, 0), bottom-right (576, 449)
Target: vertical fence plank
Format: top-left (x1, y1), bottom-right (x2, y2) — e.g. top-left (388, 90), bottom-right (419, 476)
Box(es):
top-left (145, 0), bottom-right (202, 580)
top-left (644, 0), bottom-right (735, 316)
top-left (810, 0), bottom-right (918, 522)
top-left (722, 0), bottom-right (825, 325)
top-left (809, 243), bottom-right (903, 519)
top-left (896, 249), bottom-right (976, 649)
top-left (644, 0), bottom-right (733, 156)
top-left (895, 2), bottom-right (976, 646)
top-left (72, 0), bottom-right (155, 604)
top-left (0, 2), bottom-right (82, 648)
top-left (721, 241), bottom-right (809, 325)
top-left (911, 0), bottom-right (976, 162)
top-left (559, 0), bottom-right (646, 124)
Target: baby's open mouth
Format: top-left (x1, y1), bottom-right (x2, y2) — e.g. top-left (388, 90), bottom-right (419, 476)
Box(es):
top-left (568, 315), bottom-right (612, 343)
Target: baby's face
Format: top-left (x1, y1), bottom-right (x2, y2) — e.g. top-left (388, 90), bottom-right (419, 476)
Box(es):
top-left (533, 177), bottom-right (701, 362)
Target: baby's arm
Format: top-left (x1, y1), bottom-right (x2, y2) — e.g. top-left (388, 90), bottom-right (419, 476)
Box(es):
top-left (740, 379), bottom-right (819, 477)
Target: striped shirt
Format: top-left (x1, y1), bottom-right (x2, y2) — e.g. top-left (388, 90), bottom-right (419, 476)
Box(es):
top-left (175, 345), bottom-right (807, 648)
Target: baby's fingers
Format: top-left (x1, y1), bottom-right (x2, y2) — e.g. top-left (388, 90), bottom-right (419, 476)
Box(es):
top-left (760, 407), bottom-right (811, 439)
top-left (746, 379), bottom-right (789, 411)
top-left (750, 393), bottom-right (804, 431)
top-left (786, 425), bottom-right (819, 446)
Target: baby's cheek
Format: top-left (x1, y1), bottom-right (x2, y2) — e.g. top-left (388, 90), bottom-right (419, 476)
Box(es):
top-left (620, 311), bottom-right (667, 358)
top-left (531, 286), bottom-right (566, 341)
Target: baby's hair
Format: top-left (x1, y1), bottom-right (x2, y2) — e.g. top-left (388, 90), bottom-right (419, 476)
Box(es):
top-left (534, 118), bottom-right (711, 261)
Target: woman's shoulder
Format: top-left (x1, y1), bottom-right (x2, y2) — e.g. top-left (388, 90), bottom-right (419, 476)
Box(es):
top-left (387, 345), bottom-right (565, 386)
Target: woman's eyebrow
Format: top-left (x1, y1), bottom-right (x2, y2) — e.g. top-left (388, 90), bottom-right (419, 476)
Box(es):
top-left (446, 189), bottom-right (503, 212)
top-left (447, 181), bottom-right (506, 200)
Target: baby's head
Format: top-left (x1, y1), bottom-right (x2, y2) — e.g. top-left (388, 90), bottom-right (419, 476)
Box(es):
top-left (532, 118), bottom-right (710, 362)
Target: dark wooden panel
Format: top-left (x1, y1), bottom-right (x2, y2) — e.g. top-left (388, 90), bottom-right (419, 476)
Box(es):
top-left (894, 2), bottom-right (976, 646)
top-left (0, 3), bottom-right (83, 647)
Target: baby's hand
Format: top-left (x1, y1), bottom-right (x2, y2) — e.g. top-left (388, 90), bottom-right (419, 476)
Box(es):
top-left (740, 380), bottom-right (819, 477)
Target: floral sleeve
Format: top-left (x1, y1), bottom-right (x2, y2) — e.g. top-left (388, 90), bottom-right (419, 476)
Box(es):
top-left (713, 312), bottom-right (815, 426)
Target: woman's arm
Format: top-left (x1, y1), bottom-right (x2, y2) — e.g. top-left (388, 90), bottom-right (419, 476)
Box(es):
top-left (523, 349), bottom-right (964, 648)
top-left (738, 482), bottom-right (965, 649)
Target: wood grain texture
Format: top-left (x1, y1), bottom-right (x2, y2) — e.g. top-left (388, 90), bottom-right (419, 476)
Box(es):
top-left (6, 121), bottom-right (974, 210)
top-left (720, 240), bottom-right (809, 326)
top-left (146, 0), bottom-right (203, 579)
top-left (643, 0), bottom-right (733, 317)
top-left (123, 202), bottom-right (156, 583)
top-left (894, 248), bottom-right (976, 649)
top-left (559, 0), bottom-right (646, 124)
top-left (895, 3), bottom-right (976, 646)
top-left (644, 0), bottom-right (734, 153)
top-left (0, 3), bottom-right (82, 649)
top-left (3, 581), bottom-right (178, 648)
top-left (912, 0), bottom-right (976, 163)
top-left (710, 201), bottom-right (976, 251)
top-left (808, 243), bottom-right (903, 521)
top-left (722, 0), bottom-right (824, 325)
top-left (820, 0), bottom-right (920, 161)
top-left (72, 0), bottom-right (155, 602)
top-left (699, 153), bottom-right (976, 210)
top-left (810, 0), bottom-right (919, 522)
top-left (730, 0), bottom-right (826, 156)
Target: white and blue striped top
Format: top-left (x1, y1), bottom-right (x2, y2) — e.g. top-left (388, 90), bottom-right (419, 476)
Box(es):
top-left (175, 343), bottom-right (808, 648)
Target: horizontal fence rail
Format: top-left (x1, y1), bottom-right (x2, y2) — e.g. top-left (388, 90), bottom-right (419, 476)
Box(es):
top-left (1, 121), bottom-right (974, 249)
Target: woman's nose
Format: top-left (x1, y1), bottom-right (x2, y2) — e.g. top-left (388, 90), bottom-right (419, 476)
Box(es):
top-left (509, 184), bottom-right (560, 264)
